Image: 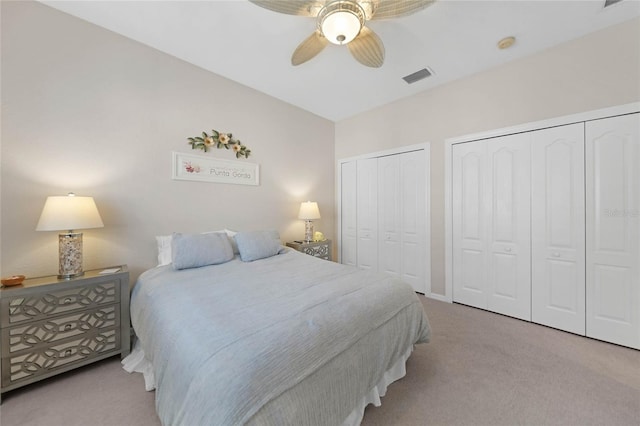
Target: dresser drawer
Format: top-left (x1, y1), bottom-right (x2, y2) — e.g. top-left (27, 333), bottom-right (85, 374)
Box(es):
top-left (2, 304), bottom-right (120, 356)
top-left (1, 280), bottom-right (119, 326)
top-left (286, 240), bottom-right (332, 261)
top-left (1, 328), bottom-right (119, 386)
top-left (300, 244), bottom-right (330, 259)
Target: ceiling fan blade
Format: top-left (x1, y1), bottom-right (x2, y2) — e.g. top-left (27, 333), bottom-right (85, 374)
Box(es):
top-left (368, 0), bottom-right (435, 20)
top-left (248, 0), bottom-right (323, 17)
top-left (292, 31), bottom-right (329, 66)
top-left (347, 26), bottom-right (385, 68)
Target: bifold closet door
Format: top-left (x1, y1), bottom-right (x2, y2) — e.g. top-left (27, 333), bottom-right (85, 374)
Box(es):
top-left (586, 113), bottom-right (640, 349)
top-left (340, 161), bottom-right (357, 266)
top-left (452, 141), bottom-right (487, 309)
top-left (378, 155), bottom-right (402, 278)
top-left (485, 134), bottom-right (531, 320)
top-left (452, 134), bottom-right (531, 320)
top-left (531, 124), bottom-right (586, 335)
top-left (399, 151), bottom-right (427, 293)
top-left (378, 151), bottom-right (427, 293)
top-left (356, 158), bottom-right (378, 271)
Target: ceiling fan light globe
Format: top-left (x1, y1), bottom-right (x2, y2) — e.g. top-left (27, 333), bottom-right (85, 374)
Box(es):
top-left (321, 10), bottom-right (362, 45)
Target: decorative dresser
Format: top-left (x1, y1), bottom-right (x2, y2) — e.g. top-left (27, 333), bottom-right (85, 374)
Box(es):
top-left (286, 240), bottom-right (332, 261)
top-left (0, 266), bottom-right (129, 402)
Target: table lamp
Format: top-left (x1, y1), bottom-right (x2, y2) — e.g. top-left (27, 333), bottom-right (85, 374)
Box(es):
top-left (298, 201), bottom-right (320, 243)
top-left (36, 193), bottom-right (104, 279)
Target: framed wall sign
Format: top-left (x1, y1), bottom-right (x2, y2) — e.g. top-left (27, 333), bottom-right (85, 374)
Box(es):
top-left (172, 151), bottom-right (260, 186)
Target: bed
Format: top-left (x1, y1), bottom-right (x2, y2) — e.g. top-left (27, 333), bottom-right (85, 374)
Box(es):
top-left (123, 230), bottom-right (431, 425)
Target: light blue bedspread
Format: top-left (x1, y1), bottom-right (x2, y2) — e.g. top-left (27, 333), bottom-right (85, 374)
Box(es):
top-left (130, 248), bottom-right (430, 425)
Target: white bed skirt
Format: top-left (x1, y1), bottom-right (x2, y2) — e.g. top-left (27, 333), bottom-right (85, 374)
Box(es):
top-left (122, 341), bottom-right (413, 425)
top-left (121, 340), bottom-right (156, 391)
top-left (341, 344), bottom-right (413, 426)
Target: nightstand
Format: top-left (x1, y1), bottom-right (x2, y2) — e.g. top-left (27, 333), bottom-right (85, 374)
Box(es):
top-left (286, 240), bottom-right (332, 261)
top-left (0, 266), bottom-right (129, 402)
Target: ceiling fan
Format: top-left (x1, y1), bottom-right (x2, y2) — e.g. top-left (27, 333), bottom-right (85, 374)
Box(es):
top-left (249, 0), bottom-right (435, 68)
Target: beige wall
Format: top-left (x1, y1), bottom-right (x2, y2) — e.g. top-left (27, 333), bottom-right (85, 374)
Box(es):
top-left (335, 18), bottom-right (640, 296)
top-left (1, 1), bottom-right (334, 282)
top-left (3, 2), bottom-right (638, 296)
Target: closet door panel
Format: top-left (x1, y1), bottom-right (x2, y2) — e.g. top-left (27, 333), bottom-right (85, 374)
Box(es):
top-left (452, 142), bottom-right (487, 308)
top-left (356, 158), bottom-right (378, 271)
top-left (485, 134), bottom-right (531, 321)
top-left (586, 113), bottom-right (640, 349)
top-left (340, 161), bottom-right (358, 266)
top-left (341, 148), bottom-right (429, 292)
top-left (531, 124), bottom-right (585, 335)
top-left (400, 151), bottom-right (426, 293)
top-left (378, 155), bottom-right (401, 277)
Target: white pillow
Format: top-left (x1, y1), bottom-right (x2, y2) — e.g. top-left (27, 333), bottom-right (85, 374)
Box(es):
top-left (222, 229), bottom-right (239, 255)
top-left (156, 235), bottom-right (174, 266)
top-left (156, 229), bottom-right (237, 266)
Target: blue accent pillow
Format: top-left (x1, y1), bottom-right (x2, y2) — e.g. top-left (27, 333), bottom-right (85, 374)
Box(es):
top-left (234, 230), bottom-right (283, 262)
top-left (171, 232), bottom-right (234, 270)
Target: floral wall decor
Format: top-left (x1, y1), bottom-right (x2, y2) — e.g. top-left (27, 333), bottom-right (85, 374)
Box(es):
top-left (188, 129), bottom-right (251, 158)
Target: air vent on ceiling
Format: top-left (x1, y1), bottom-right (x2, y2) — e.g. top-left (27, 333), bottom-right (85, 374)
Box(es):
top-left (604, 0), bottom-right (623, 8)
top-left (402, 68), bottom-right (433, 84)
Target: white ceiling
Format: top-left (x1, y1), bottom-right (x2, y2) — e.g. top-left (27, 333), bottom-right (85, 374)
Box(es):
top-left (41, 0), bottom-right (640, 122)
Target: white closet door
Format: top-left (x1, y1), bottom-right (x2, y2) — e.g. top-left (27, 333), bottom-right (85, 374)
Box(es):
top-left (531, 124), bottom-right (586, 334)
top-left (399, 151), bottom-right (427, 293)
top-left (376, 150), bottom-right (428, 293)
top-left (356, 158), bottom-right (378, 271)
top-left (485, 134), bottom-right (532, 321)
top-left (341, 161), bottom-right (358, 266)
top-left (586, 113), bottom-right (640, 349)
top-left (378, 155), bottom-right (401, 277)
top-left (452, 141), bottom-right (487, 309)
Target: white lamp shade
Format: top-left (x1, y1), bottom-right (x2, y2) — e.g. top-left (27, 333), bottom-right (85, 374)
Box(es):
top-left (298, 201), bottom-right (321, 220)
top-left (36, 194), bottom-right (104, 231)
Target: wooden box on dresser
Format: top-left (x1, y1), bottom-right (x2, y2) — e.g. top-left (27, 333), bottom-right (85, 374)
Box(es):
top-left (0, 266), bottom-right (130, 402)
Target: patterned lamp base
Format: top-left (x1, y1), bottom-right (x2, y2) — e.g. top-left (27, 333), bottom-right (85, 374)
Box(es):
top-left (58, 232), bottom-right (84, 279)
top-left (304, 220), bottom-right (314, 243)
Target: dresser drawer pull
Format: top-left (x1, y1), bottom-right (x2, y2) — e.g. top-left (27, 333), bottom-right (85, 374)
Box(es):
top-left (64, 348), bottom-right (73, 357)
top-left (64, 323), bottom-right (73, 331)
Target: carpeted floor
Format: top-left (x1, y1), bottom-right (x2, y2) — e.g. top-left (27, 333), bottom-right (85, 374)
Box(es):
top-left (1, 297), bottom-right (638, 426)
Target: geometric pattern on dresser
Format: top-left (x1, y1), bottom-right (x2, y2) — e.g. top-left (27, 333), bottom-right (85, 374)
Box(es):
top-left (4, 282), bottom-right (118, 324)
top-left (0, 266), bottom-right (129, 402)
top-left (301, 244), bottom-right (330, 258)
top-left (286, 240), bottom-right (332, 261)
top-left (5, 305), bottom-right (119, 354)
top-left (6, 329), bottom-right (118, 384)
